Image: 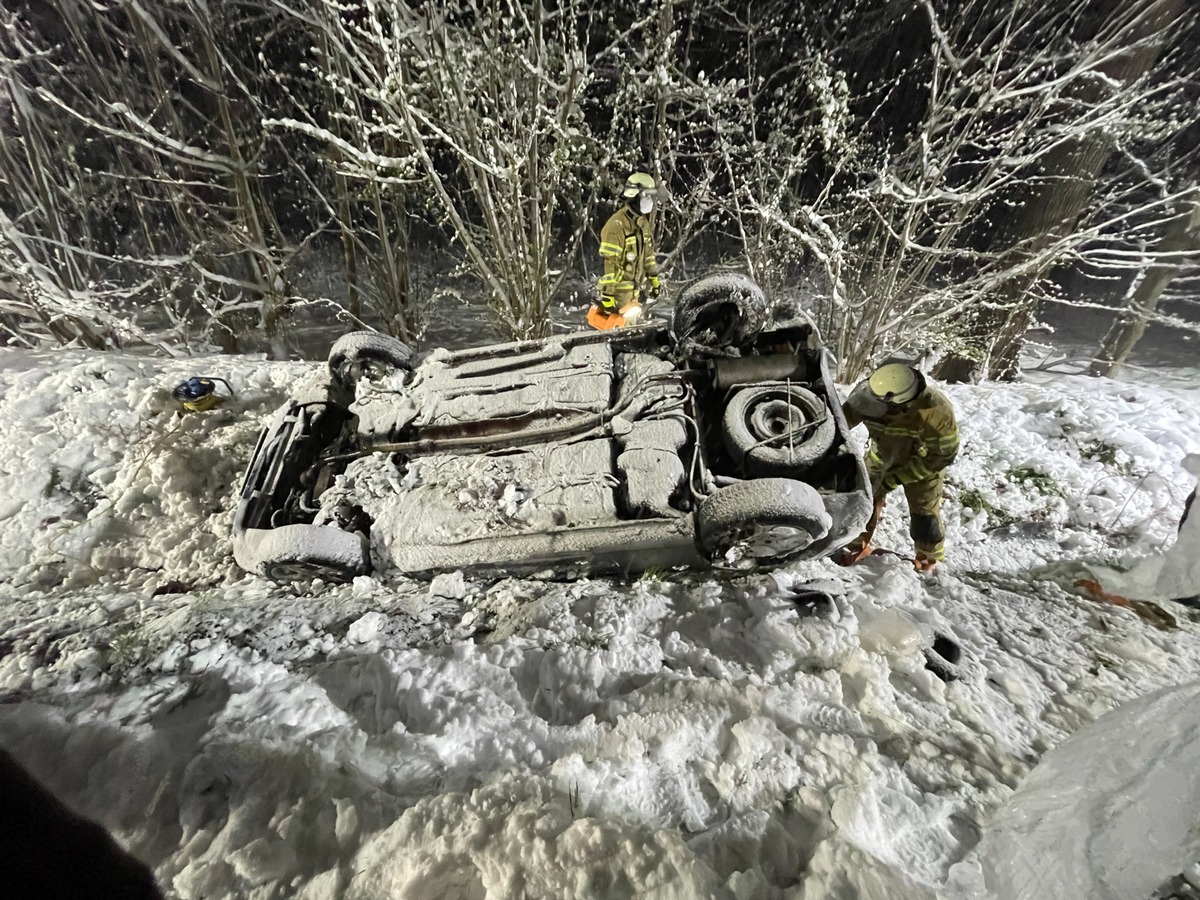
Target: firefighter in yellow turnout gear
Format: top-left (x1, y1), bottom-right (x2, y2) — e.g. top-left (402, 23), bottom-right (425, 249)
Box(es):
top-left (838, 363), bottom-right (959, 573)
top-left (589, 172), bottom-right (662, 330)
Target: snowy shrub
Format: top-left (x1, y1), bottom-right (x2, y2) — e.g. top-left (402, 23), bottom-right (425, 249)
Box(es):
top-left (1004, 467), bottom-right (1067, 500)
top-left (2, 0), bottom-right (1196, 365)
top-left (825, 0), bottom-right (1200, 381)
top-left (955, 485), bottom-right (1018, 528)
top-left (266, 0), bottom-right (604, 341)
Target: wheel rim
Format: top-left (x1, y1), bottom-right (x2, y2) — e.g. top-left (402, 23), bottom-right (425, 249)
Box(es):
top-left (715, 522), bottom-right (815, 567)
top-left (266, 561), bottom-right (354, 583)
top-left (347, 357), bottom-right (385, 384)
top-left (329, 353), bottom-right (354, 384)
top-left (746, 395), bottom-right (814, 441)
top-left (331, 352), bottom-right (406, 386)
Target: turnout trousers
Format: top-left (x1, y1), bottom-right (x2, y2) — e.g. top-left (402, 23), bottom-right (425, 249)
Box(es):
top-left (853, 465), bottom-right (946, 563)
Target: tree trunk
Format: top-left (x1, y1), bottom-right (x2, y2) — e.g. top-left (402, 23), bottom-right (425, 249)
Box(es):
top-left (336, 162), bottom-right (361, 322)
top-left (1089, 192), bottom-right (1200, 376)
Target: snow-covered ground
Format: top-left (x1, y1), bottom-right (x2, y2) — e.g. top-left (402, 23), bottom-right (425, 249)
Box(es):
top-left (1, 346), bottom-right (1198, 899)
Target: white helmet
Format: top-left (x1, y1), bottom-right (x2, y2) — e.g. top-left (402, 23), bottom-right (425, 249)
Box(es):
top-left (868, 363), bottom-right (922, 405)
top-left (622, 172), bottom-right (656, 198)
top-left (622, 172), bottom-right (656, 214)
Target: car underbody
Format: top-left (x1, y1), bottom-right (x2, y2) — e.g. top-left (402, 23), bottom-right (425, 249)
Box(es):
top-left (232, 274), bottom-right (872, 582)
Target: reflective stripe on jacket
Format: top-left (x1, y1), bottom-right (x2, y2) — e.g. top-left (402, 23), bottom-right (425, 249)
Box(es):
top-left (843, 385), bottom-right (959, 487)
top-left (597, 206), bottom-right (658, 308)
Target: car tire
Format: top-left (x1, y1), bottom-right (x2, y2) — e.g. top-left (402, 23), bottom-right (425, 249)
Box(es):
top-left (696, 477), bottom-right (832, 566)
top-left (723, 385), bottom-right (836, 473)
top-left (328, 332), bottom-right (414, 387)
top-left (672, 272), bottom-right (769, 354)
top-left (252, 524), bottom-right (371, 583)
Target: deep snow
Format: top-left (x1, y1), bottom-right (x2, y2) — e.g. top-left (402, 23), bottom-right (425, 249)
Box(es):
top-left (1, 346), bottom-right (1198, 899)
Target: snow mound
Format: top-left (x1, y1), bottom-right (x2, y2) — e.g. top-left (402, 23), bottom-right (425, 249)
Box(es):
top-left (973, 680), bottom-right (1200, 900)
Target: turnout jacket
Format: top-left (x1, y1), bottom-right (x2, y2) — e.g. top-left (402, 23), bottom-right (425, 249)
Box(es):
top-left (843, 386), bottom-right (959, 489)
top-left (597, 206), bottom-right (658, 309)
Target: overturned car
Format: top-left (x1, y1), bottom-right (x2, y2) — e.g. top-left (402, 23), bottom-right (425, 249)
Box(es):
top-left (232, 273), bottom-right (872, 582)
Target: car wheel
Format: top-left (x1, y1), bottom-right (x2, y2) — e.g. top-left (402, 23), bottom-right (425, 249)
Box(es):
top-left (252, 524), bottom-right (371, 584)
top-left (696, 477), bottom-right (832, 567)
top-left (328, 332), bottom-right (414, 387)
top-left (723, 385), bottom-right (836, 473)
top-left (672, 272), bottom-right (769, 354)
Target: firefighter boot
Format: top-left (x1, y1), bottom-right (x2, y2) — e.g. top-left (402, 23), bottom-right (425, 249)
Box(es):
top-left (913, 554), bottom-right (939, 574)
top-left (835, 542), bottom-right (874, 566)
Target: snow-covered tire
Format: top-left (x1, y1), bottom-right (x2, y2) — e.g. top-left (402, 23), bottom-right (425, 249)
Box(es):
top-left (696, 477), bottom-right (832, 565)
top-left (673, 273), bottom-right (769, 354)
top-left (328, 332), bottom-right (414, 387)
top-left (722, 385), bottom-right (836, 473)
top-left (251, 524), bottom-right (371, 583)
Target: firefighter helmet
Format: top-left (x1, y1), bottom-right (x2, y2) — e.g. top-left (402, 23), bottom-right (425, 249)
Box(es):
top-left (868, 363), bottom-right (921, 405)
top-left (622, 172), bottom-right (656, 199)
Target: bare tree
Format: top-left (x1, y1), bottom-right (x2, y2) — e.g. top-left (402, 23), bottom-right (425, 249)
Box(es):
top-left (767, 0), bottom-right (1200, 380)
top-left (0, 0), bottom-right (320, 355)
top-left (268, 0), bottom-right (602, 341)
top-left (0, 11), bottom-right (123, 349)
top-left (934, 0), bottom-right (1193, 381)
top-left (266, 16), bottom-right (421, 342)
top-left (3, 0), bottom-right (1196, 368)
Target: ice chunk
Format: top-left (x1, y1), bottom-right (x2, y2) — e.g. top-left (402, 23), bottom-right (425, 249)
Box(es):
top-left (858, 608), bottom-right (927, 657)
top-left (347, 611), bottom-right (387, 643)
top-left (1155, 454), bottom-right (1200, 600)
top-left (429, 570), bottom-right (468, 600)
top-left (976, 681), bottom-right (1200, 900)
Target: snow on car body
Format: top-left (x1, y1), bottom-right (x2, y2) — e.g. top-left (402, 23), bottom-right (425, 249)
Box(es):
top-left (232, 274), bottom-right (873, 581)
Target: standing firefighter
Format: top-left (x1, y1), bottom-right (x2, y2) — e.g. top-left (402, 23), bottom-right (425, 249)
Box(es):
top-left (837, 363), bottom-right (959, 573)
top-left (588, 172), bottom-right (662, 330)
